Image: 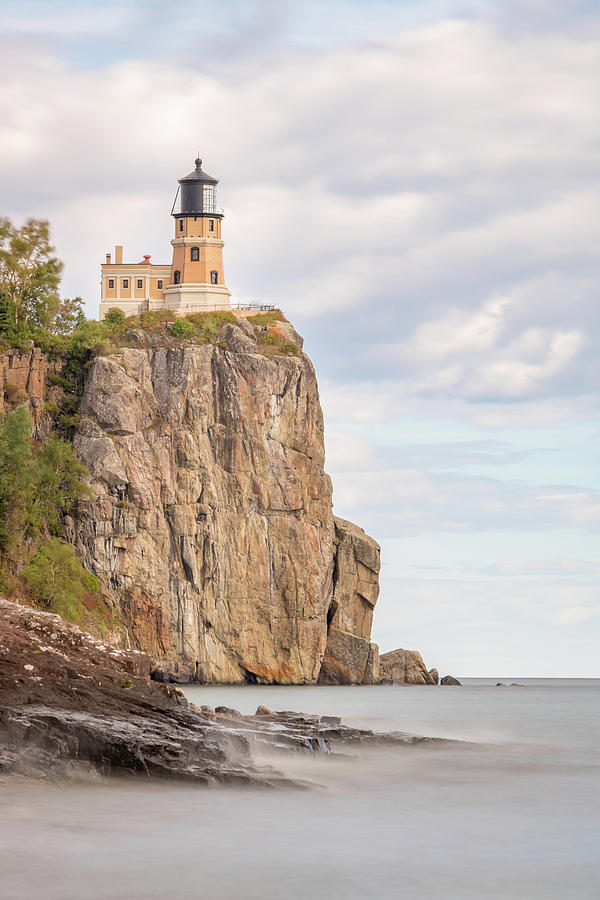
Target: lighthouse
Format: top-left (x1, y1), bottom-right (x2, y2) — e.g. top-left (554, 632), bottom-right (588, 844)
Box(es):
top-left (162, 157), bottom-right (231, 313)
top-left (99, 156), bottom-right (231, 319)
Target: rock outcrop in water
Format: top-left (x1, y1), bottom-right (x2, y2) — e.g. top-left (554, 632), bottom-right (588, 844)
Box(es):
top-left (380, 648), bottom-right (438, 685)
top-left (59, 315), bottom-right (380, 684)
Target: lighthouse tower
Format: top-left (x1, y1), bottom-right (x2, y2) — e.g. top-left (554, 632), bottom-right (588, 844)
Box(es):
top-left (162, 157), bottom-right (231, 313)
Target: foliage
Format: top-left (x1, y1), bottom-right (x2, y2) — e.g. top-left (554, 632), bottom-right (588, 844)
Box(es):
top-left (246, 309), bottom-right (285, 326)
top-left (104, 307), bottom-right (126, 326)
top-left (0, 406), bottom-right (91, 547)
top-left (24, 538), bottom-right (99, 623)
top-left (0, 218), bottom-right (62, 331)
top-left (169, 317), bottom-right (197, 338)
top-left (0, 406), bottom-right (33, 548)
top-left (0, 407), bottom-right (108, 629)
top-left (0, 291), bottom-right (12, 334)
top-left (53, 296), bottom-right (86, 335)
top-left (0, 218), bottom-right (84, 345)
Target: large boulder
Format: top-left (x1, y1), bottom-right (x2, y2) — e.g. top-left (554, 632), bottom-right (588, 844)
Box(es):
top-left (379, 648), bottom-right (437, 685)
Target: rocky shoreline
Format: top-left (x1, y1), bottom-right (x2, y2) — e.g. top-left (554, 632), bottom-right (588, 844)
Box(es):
top-left (0, 599), bottom-right (443, 786)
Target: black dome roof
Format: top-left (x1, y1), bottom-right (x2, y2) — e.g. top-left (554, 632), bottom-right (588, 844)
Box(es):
top-left (179, 157), bottom-right (218, 185)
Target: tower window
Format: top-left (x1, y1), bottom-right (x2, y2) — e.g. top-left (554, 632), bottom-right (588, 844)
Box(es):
top-left (209, 219), bottom-right (214, 232)
top-left (174, 270), bottom-right (181, 285)
top-left (179, 219), bottom-right (184, 232)
top-left (190, 247), bottom-right (199, 261)
top-left (108, 278), bottom-right (115, 289)
top-left (123, 279), bottom-right (129, 288)
top-left (137, 279), bottom-right (143, 289)
top-left (210, 270), bottom-right (218, 284)
top-left (157, 280), bottom-right (163, 289)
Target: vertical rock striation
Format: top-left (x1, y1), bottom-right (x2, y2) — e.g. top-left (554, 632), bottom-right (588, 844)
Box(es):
top-left (318, 517), bottom-right (380, 684)
top-left (0, 345), bottom-right (62, 439)
top-left (68, 319), bottom-right (377, 683)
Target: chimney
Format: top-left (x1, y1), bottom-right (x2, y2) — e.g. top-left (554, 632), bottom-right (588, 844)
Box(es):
top-left (115, 245), bottom-right (123, 265)
top-left (106, 253), bottom-right (111, 264)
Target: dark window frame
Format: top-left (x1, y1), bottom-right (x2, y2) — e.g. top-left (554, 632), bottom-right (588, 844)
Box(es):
top-left (174, 270), bottom-right (181, 285)
top-left (137, 278), bottom-right (143, 289)
top-left (157, 279), bottom-right (163, 289)
top-left (179, 219), bottom-right (184, 232)
top-left (190, 247), bottom-right (200, 261)
top-left (108, 278), bottom-right (115, 289)
top-left (208, 219), bottom-right (214, 232)
top-left (123, 278), bottom-right (129, 288)
top-left (210, 270), bottom-right (218, 284)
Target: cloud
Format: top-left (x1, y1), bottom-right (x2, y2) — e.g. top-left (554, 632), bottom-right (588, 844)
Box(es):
top-left (554, 605), bottom-right (600, 626)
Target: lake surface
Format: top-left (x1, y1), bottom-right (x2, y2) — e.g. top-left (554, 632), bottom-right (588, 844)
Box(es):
top-left (1, 680), bottom-right (599, 899)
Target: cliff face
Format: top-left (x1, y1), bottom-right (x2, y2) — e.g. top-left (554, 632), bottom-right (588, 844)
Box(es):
top-left (66, 318), bottom-right (379, 684)
top-left (319, 517), bottom-right (380, 684)
top-left (0, 345), bottom-right (61, 439)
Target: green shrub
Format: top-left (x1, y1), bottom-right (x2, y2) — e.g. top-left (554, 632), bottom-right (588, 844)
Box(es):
top-left (278, 341), bottom-right (299, 357)
top-left (104, 308), bottom-right (126, 326)
top-left (169, 318), bottom-right (197, 338)
top-left (24, 538), bottom-right (100, 625)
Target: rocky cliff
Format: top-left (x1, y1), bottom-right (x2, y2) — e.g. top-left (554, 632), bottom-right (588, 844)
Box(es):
top-left (0, 344), bottom-right (61, 439)
top-left (60, 316), bottom-right (380, 684)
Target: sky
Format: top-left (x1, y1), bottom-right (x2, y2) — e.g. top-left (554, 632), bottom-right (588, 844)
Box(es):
top-left (2, 0), bottom-right (599, 675)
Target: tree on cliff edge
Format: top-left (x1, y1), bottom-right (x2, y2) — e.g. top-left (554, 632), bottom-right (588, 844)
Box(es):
top-left (0, 218), bottom-right (62, 330)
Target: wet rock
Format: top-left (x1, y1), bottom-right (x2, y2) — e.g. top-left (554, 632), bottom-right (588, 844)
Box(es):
top-left (214, 706), bottom-right (241, 717)
top-left (441, 675), bottom-right (462, 686)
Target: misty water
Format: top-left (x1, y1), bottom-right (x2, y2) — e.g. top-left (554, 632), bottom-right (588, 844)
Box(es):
top-left (2, 680), bottom-right (599, 899)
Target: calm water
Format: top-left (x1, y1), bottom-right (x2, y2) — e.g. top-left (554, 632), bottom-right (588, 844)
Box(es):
top-left (1, 680), bottom-right (599, 899)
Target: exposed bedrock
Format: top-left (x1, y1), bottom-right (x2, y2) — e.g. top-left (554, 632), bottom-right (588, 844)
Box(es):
top-left (1, 598), bottom-right (412, 784)
top-left (318, 517), bottom-right (381, 684)
top-left (380, 648), bottom-right (438, 685)
top-left (67, 319), bottom-right (380, 684)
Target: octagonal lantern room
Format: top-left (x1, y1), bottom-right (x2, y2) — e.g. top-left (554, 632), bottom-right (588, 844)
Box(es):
top-left (173, 157), bottom-right (222, 218)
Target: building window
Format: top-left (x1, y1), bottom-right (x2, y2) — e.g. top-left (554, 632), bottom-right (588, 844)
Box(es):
top-left (179, 219), bottom-right (184, 232)
top-left (191, 247), bottom-right (199, 261)
top-left (108, 279), bottom-right (114, 289)
top-left (209, 219), bottom-right (214, 232)
top-left (210, 270), bottom-right (218, 284)
top-left (174, 270), bottom-right (181, 285)
top-left (137, 279), bottom-right (143, 289)
top-left (157, 280), bottom-right (163, 289)
top-left (123, 279), bottom-right (129, 288)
